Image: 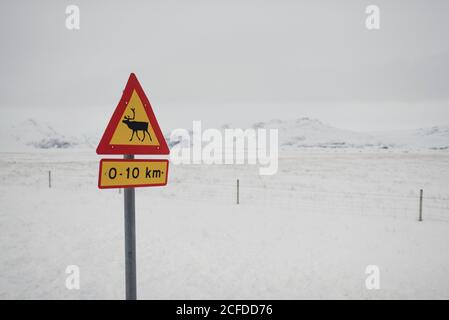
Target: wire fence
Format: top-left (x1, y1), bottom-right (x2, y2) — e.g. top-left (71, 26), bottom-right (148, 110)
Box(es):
top-left (158, 179), bottom-right (449, 222)
top-left (6, 159), bottom-right (448, 223)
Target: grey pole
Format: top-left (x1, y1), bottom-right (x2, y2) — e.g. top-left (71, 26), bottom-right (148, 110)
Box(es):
top-left (419, 189), bottom-right (423, 222)
top-left (48, 170), bottom-right (51, 188)
top-left (124, 154), bottom-right (137, 300)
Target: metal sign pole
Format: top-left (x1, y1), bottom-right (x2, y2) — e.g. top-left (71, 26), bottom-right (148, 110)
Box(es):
top-left (124, 154), bottom-right (137, 300)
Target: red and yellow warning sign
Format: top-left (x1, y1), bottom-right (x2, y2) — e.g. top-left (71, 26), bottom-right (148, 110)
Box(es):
top-left (96, 73), bottom-right (170, 155)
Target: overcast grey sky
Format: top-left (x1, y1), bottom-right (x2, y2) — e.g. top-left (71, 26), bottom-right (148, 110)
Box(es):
top-left (1, 0), bottom-right (448, 131)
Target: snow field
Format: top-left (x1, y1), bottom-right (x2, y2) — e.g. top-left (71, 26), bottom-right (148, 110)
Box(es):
top-left (0, 151), bottom-right (449, 299)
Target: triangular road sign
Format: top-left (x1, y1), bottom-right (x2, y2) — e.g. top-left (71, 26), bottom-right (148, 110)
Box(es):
top-left (96, 73), bottom-right (170, 155)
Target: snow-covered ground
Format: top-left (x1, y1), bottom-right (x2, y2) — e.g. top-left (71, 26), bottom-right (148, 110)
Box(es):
top-left (1, 150), bottom-right (449, 299)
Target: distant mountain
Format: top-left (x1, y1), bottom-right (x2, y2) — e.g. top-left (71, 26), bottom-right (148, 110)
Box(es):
top-left (253, 118), bottom-right (385, 149)
top-left (11, 119), bottom-right (78, 149)
top-left (0, 117), bottom-right (448, 152)
top-left (376, 125), bottom-right (449, 150)
top-left (0, 119), bottom-right (88, 151)
top-left (257, 118), bottom-right (449, 150)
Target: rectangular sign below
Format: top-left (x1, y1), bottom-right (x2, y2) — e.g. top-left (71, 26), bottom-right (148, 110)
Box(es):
top-left (98, 159), bottom-right (169, 189)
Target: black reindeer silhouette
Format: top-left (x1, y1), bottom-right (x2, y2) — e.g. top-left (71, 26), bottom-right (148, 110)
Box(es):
top-left (122, 108), bottom-right (152, 142)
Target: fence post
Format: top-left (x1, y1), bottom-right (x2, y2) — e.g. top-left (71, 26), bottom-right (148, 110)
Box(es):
top-left (237, 179), bottom-right (239, 205)
top-left (419, 189), bottom-right (423, 221)
top-left (48, 170), bottom-right (51, 188)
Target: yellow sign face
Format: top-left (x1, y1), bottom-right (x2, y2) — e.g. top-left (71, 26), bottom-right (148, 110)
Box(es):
top-left (109, 90), bottom-right (160, 146)
top-left (98, 159), bottom-right (168, 188)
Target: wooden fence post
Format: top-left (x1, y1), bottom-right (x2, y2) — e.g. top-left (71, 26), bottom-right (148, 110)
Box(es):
top-left (237, 179), bottom-right (240, 205)
top-left (419, 189), bottom-right (423, 221)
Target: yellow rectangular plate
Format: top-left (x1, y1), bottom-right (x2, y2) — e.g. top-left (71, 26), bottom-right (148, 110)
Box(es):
top-left (98, 159), bottom-right (168, 189)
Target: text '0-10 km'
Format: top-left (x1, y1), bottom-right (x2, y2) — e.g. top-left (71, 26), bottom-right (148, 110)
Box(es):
top-left (98, 159), bottom-right (169, 189)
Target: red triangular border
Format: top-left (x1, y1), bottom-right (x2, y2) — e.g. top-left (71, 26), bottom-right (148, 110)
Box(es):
top-left (96, 73), bottom-right (170, 155)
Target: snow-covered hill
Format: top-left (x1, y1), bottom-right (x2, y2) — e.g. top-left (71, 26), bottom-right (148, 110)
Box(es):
top-left (254, 118), bottom-right (384, 149)
top-left (0, 119), bottom-right (97, 151)
top-left (255, 118), bottom-right (449, 151)
top-left (376, 125), bottom-right (449, 150)
top-left (0, 117), bottom-right (448, 152)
